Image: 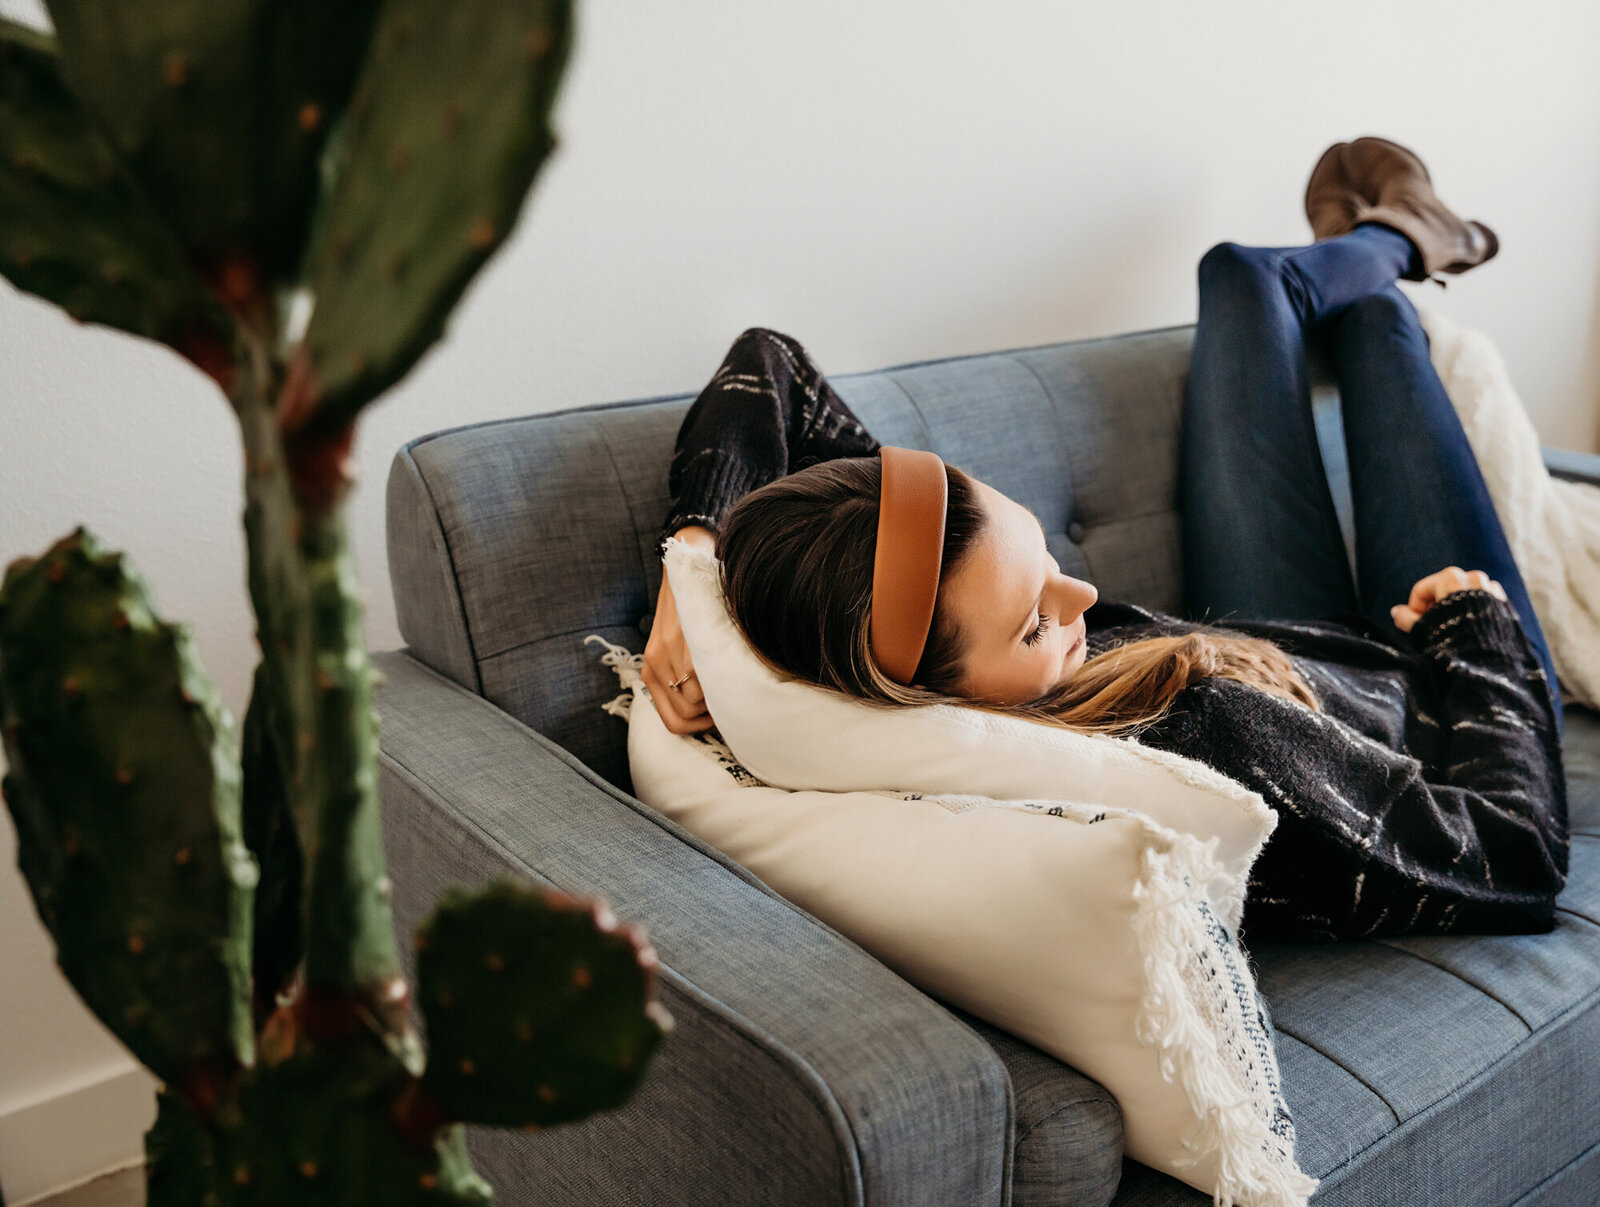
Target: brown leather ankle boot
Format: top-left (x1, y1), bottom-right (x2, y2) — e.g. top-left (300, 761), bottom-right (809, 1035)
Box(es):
top-left (1304, 136), bottom-right (1498, 283)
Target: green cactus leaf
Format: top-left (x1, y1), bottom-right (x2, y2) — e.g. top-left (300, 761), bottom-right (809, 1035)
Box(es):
top-left (40, 0), bottom-right (384, 283)
top-left (0, 21), bottom-right (235, 367)
top-left (213, 1032), bottom-right (490, 1206)
top-left (0, 527), bottom-right (256, 1084)
top-left (145, 1088), bottom-right (216, 1207)
top-left (416, 879), bottom-right (673, 1129)
top-left (285, 0), bottom-right (575, 439)
top-left (240, 662), bottom-right (303, 1027)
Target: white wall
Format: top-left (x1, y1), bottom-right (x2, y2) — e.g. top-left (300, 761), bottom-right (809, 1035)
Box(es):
top-left (3, 0), bottom-right (1598, 1198)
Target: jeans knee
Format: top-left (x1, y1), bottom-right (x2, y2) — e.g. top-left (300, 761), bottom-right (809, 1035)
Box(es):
top-left (1340, 289), bottom-right (1423, 343)
top-left (1197, 241), bottom-right (1275, 292)
top-left (1344, 288), bottom-right (1411, 325)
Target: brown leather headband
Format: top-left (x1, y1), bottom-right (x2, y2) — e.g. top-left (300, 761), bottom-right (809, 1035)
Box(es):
top-left (870, 446), bottom-right (948, 685)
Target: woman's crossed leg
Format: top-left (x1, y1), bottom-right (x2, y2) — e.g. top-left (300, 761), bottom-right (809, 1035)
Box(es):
top-left (1179, 226), bottom-right (1562, 719)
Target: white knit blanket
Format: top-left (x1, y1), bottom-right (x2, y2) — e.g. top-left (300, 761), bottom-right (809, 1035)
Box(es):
top-left (1416, 307), bottom-right (1600, 709)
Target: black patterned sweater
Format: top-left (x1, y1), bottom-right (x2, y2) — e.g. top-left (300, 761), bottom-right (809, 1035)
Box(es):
top-left (659, 328), bottom-right (1570, 945)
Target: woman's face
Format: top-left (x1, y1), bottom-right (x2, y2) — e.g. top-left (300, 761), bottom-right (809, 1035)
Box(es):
top-left (934, 479), bottom-right (1099, 704)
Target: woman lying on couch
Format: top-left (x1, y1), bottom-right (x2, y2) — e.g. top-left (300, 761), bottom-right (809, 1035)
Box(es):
top-left (642, 136), bottom-right (1569, 947)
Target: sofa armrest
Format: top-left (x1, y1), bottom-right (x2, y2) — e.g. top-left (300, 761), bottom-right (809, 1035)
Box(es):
top-left (372, 649), bottom-right (1014, 1207)
top-left (1543, 446), bottom-right (1600, 488)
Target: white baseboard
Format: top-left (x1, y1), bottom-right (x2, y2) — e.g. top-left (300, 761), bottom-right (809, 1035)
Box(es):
top-left (0, 1063), bottom-right (158, 1206)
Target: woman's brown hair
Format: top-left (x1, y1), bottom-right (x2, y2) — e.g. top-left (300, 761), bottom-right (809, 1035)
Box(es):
top-left (716, 456), bottom-right (1319, 736)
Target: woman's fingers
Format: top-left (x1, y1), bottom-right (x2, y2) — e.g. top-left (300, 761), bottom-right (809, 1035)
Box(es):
top-left (653, 653), bottom-right (707, 716)
top-left (644, 581), bottom-right (699, 706)
top-left (1411, 566), bottom-right (1461, 611)
top-left (675, 674), bottom-right (706, 708)
top-left (1407, 566), bottom-right (1462, 613)
top-left (641, 659), bottom-right (715, 734)
top-left (1463, 570), bottom-right (1509, 601)
top-left (659, 663), bottom-right (709, 714)
top-left (642, 574), bottom-right (712, 732)
top-left (1395, 566), bottom-right (1507, 632)
top-left (1390, 603), bottom-right (1422, 633)
top-left (1406, 574), bottom-right (1438, 614)
top-left (644, 655), bottom-right (708, 724)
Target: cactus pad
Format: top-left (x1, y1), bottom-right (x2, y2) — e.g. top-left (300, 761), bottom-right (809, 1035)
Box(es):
top-left (416, 879), bottom-right (672, 1128)
top-left (0, 21), bottom-right (234, 366)
top-left (40, 0), bottom-right (384, 282)
top-left (287, 0), bottom-right (574, 439)
top-left (0, 527), bottom-right (256, 1084)
top-left (211, 1030), bottom-right (490, 1207)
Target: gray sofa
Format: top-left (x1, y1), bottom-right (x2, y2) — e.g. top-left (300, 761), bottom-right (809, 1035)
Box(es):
top-left (375, 324), bottom-right (1600, 1206)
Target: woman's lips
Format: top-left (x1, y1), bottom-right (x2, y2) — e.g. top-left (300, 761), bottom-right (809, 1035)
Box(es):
top-left (1058, 622), bottom-right (1085, 683)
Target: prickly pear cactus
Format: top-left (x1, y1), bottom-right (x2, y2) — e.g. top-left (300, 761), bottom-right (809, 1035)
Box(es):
top-left (417, 883), bottom-right (672, 1129)
top-left (41, 0), bottom-right (386, 282)
top-left (0, 3), bottom-right (676, 1201)
top-left (289, 0), bottom-right (575, 440)
top-left (0, 530), bottom-right (257, 1089)
top-left (0, 24), bottom-right (235, 372)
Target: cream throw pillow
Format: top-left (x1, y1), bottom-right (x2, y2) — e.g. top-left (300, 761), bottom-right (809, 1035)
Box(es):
top-left (661, 538), bottom-right (1276, 931)
top-left (588, 633), bottom-right (1315, 1207)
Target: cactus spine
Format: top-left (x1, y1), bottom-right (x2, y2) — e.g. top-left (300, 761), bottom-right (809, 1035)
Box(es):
top-left (0, 4), bottom-right (674, 1201)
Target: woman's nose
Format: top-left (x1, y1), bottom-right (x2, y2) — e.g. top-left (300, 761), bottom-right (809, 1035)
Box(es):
top-left (1052, 573), bottom-right (1098, 619)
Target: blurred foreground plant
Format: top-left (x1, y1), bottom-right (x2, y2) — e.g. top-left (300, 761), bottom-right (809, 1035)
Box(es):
top-left (0, 5), bottom-right (673, 1202)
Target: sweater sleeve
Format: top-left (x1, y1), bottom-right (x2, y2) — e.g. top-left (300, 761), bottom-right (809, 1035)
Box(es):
top-left (1401, 585), bottom-right (1570, 882)
top-left (1136, 589), bottom-right (1568, 944)
top-left (657, 327), bottom-right (880, 555)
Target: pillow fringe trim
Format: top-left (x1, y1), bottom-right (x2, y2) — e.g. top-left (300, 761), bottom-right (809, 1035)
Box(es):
top-left (586, 634), bottom-right (645, 718)
top-left (1131, 834), bottom-right (1319, 1207)
top-left (586, 631), bottom-right (1318, 1206)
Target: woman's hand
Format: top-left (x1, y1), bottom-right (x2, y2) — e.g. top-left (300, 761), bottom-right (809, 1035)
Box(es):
top-left (643, 526), bottom-right (717, 734)
top-left (1390, 565), bottom-right (1508, 633)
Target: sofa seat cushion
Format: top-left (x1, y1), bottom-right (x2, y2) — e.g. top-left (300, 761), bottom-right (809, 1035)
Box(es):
top-left (1114, 704), bottom-right (1600, 1205)
top-left (943, 1005), bottom-right (1126, 1207)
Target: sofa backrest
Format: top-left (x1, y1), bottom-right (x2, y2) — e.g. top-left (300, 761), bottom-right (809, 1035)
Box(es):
top-left (386, 325), bottom-right (1200, 792)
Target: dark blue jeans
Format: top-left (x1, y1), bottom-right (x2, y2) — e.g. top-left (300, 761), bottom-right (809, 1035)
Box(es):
top-left (1180, 224), bottom-right (1563, 728)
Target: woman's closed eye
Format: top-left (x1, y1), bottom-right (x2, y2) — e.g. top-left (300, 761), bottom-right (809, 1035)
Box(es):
top-left (1022, 612), bottom-right (1051, 647)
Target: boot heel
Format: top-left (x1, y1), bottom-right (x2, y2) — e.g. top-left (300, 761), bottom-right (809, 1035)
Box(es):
top-left (1442, 221), bottom-right (1500, 275)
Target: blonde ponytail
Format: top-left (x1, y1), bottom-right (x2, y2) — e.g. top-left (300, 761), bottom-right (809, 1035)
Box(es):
top-left (1016, 630), bottom-right (1321, 737)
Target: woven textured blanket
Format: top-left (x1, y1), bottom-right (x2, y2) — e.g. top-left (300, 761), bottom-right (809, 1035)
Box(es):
top-left (1419, 306), bottom-right (1600, 708)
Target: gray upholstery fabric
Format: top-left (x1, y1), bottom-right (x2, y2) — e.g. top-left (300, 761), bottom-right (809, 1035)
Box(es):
top-left (386, 443), bottom-right (483, 693)
top-left (374, 649), bottom-right (1016, 1206)
top-left (945, 1006), bottom-right (1123, 1207)
top-left (1546, 447), bottom-right (1600, 485)
top-left (382, 324), bottom-right (1600, 1206)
